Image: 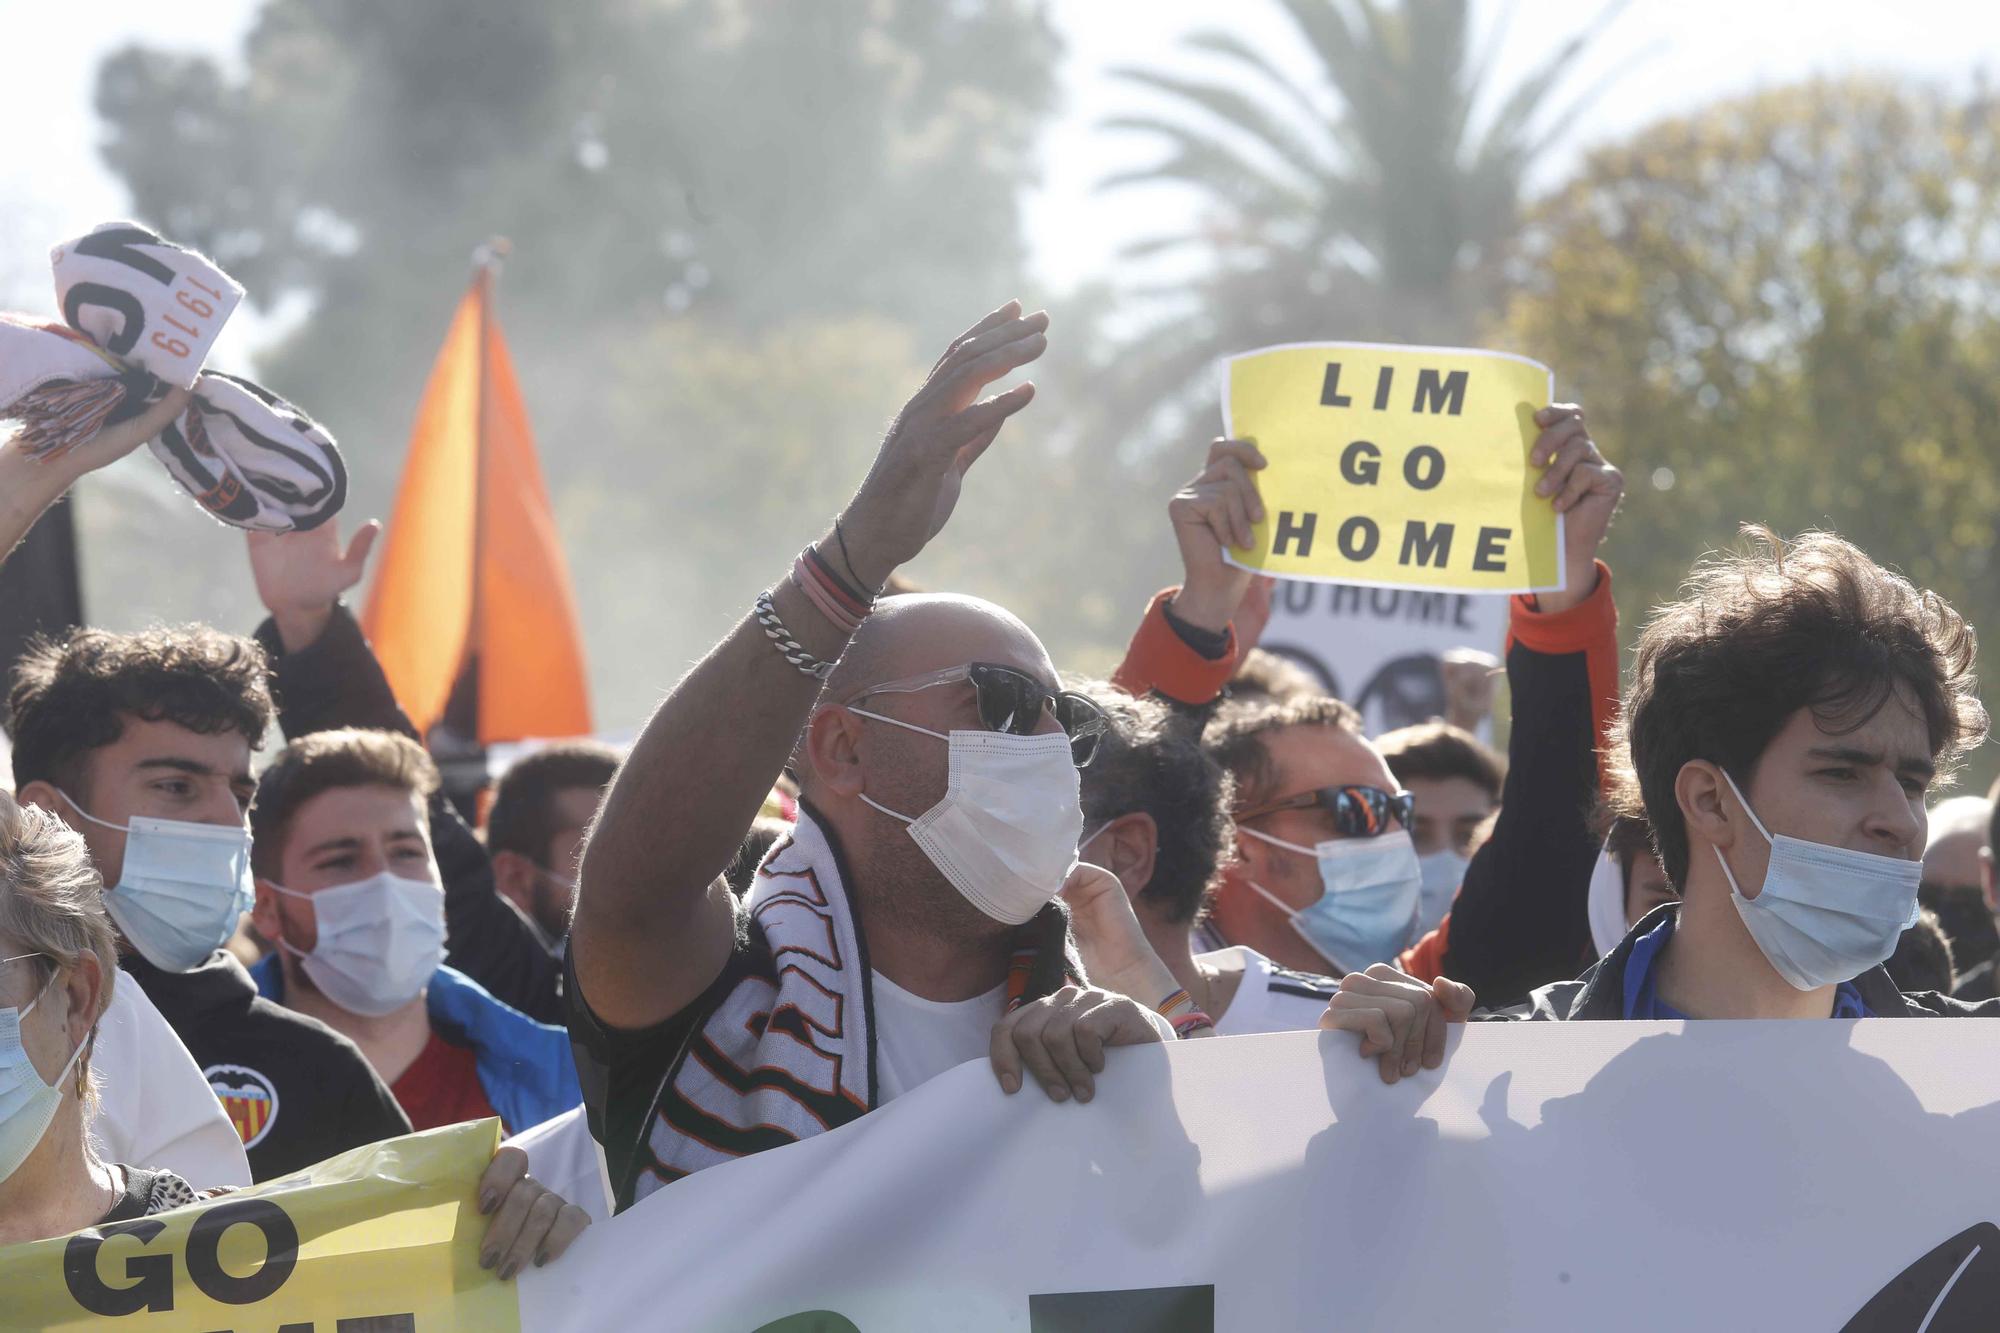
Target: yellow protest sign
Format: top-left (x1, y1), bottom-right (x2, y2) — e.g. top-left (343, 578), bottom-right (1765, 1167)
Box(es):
top-left (0, 1119), bottom-right (518, 1332)
top-left (1222, 342), bottom-right (1561, 593)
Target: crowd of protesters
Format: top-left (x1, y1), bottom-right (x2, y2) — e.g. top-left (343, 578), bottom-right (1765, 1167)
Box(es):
top-left (2, 291), bottom-right (1997, 1289)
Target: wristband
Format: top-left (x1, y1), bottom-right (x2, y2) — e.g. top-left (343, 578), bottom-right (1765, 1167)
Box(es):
top-left (1171, 1011), bottom-right (1214, 1039)
top-left (1155, 987), bottom-right (1194, 1019)
top-left (792, 553), bottom-right (864, 635)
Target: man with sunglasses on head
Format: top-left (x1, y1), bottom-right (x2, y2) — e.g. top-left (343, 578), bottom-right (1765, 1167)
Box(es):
top-left (568, 303), bottom-right (1182, 1215)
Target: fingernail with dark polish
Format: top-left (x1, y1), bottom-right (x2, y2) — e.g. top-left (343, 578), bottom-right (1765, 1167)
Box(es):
top-left (481, 1250), bottom-right (498, 1270)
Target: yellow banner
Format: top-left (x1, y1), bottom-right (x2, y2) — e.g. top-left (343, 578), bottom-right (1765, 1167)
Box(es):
top-left (0, 1119), bottom-right (518, 1332)
top-left (1222, 342), bottom-right (1561, 593)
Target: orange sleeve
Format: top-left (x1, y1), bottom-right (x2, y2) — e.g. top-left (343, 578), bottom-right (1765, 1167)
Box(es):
top-left (1110, 587), bottom-right (1239, 706)
top-left (1508, 560), bottom-right (1620, 795)
top-left (1400, 915), bottom-right (1450, 984)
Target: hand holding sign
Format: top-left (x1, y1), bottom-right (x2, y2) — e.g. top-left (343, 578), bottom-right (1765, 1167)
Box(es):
top-left (1167, 436), bottom-right (1267, 634)
top-left (1222, 343), bottom-right (1564, 594)
top-left (1527, 402), bottom-right (1624, 613)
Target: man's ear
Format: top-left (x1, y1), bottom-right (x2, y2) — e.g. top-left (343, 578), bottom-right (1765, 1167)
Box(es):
top-left (1232, 825), bottom-right (1274, 882)
top-left (1676, 760), bottom-right (1736, 853)
top-left (804, 708), bottom-right (867, 798)
top-left (490, 847), bottom-right (538, 908)
top-left (1088, 812), bottom-right (1159, 900)
top-left (250, 877), bottom-right (285, 945)
top-left (17, 780), bottom-right (60, 818)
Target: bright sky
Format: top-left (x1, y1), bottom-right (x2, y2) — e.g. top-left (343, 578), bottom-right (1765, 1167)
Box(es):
top-left (6, 1), bottom-right (1998, 312)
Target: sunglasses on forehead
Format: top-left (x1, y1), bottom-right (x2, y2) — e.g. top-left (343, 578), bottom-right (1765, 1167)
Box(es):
top-left (1234, 784), bottom-right (1416, 837)
top-left (846, 662), bottom-right (1107, 767)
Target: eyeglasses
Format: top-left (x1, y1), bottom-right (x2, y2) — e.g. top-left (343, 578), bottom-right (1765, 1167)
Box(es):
top-left (846, 663), bottom-right (1107, 767)
top-left (1234, 785), bottom-right (1416, 837)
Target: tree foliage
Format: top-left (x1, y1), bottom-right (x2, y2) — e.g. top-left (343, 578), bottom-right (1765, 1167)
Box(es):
top-left (83, 0), bottom-right (1058, 726)
top-left (1498, 78), bottom-right (2000, 788)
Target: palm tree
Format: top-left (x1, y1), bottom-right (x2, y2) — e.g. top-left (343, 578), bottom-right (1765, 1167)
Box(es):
top-left (1098, 0), bottom-right (1627, 358)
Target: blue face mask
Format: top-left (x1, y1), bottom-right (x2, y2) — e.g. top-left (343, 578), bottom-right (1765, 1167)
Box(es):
top-left (1241, 826), bottom-right (1423, 972)
top-left (54, 790), bottom-right (253, 973)
top-left (1713, 770), bottom-right (1921, 991)
top-left (1416, 849), bottom-right (1470, 933)
top-left (0, 959), bottom-right (87, 1186)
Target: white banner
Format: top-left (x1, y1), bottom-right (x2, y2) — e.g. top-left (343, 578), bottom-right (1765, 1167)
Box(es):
top-left (519, 1024), bottom-right (2000, 1331)
top-left (1257, 579), bottom-right (1509, 736)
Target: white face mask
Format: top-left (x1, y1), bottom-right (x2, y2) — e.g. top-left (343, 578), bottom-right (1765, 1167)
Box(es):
top-left (271, 872), bottom-right (446, 1017)
top-left (55, 790), bottom-right (251, 973)
top-left (1415, 848), bottom-right (1470, 931)
top-left (0, 964), bottom-right (88, 1186)
top-left (851, 709), bottom-right (1083, 926)
top-left (1713, 769), bottom-right (1922, 991)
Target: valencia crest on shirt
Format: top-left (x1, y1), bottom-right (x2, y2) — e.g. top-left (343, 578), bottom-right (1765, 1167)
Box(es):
top-left (206, 1063), bottom-right (280, 1148)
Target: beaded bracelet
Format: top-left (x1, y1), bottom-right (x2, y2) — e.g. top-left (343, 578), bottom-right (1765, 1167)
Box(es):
top-left (1171, 1011), bottom-right (1215, 1039)
top-left (754, 590), bottom-right (835, 680)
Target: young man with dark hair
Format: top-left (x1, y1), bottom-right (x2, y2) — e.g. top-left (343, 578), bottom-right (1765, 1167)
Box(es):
top-left (1376, 721), bottom-right (1506, 931)
top-left (1330, 529), bottom-right (2000, 1064)
top-left (1067, 680), bottom-right (1338, 1034)
top-left (486, 742), bottom-right (621, 948)
top-left (8, 624), bottom-right (408, 1183)
top-left (247, 727), bottom-right (580, 1134)
top-left (244, 523), bottom-right (566, 1023)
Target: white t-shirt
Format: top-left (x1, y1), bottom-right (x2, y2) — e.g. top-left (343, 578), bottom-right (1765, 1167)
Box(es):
top-left (89, 979), bottom-right (253, 1189)
top-left (1204, 946), bottom-right (1341, 1037)
top-left (505, 1105), bottom-right (613, 1223)
top-left (869, 972), bottom-right (1009, 1102)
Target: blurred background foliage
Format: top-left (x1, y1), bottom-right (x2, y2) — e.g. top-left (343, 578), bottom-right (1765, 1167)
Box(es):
top-left (43, 0), bottom-right (2000, 791)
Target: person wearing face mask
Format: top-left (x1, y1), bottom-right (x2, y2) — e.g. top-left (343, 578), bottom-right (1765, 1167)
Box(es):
top-left (8, 624), bottom-right (405, 1184)
top-left (1113, 406), bottom-right (1628, 1018)
top-left (0, 788), bottom-right (592, 1276)
top-left (1323, 529), bottom-right (2000, 1076)
top-left (245, 728), bottom-right (581, 1135)
top-left (1375, 723), bottom-right (1504, 934)
top-left (243, 522), bottom-right (566, 1024)
top-left (1065, 679), bottom-right (1345, 1035)
top-left (568, 304), bottom-right (1176, 1215)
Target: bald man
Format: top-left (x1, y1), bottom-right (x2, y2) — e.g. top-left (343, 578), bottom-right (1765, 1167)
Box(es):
top-left (568, 303), bottom-right (1174, 1214)
top-left (1926, 792), bottom-right (2000, 1000)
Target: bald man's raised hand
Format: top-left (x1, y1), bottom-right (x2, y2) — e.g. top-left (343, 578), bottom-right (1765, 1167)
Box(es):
top-left (837, 301), bottom-right (1047, 589)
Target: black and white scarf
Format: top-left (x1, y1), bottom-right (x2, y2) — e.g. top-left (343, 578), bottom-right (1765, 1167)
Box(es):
top-left (627, 809), bottom-right (1075, 1206)
top-left (0, 221), bottom-right (345, 533)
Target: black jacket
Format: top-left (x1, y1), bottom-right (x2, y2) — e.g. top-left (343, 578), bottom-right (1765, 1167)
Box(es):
top-left (124, 951), bottom-right (410, 1181)
top-left (254, 607), bottom-right (564, 1023)
top-left (1485, 903), bottom-right (2000, 1021)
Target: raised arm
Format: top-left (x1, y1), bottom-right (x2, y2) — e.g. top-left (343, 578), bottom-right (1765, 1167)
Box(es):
top-left (1432, 404), bottom-right (1624, 1006)
top-left (0, 387), bottom-right (188, 568)
top-left (1110, 437), bottom-right (1269, 706)
top-left (246, 521), bottom-right (564, 1022)
top-left (572, 301), bottom-right (1050, 1030)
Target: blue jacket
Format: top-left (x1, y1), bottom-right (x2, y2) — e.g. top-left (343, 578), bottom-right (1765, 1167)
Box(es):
top-left (250, 957), bottom-right (580, 1133)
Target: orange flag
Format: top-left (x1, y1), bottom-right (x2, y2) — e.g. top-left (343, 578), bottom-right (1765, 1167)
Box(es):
top-left (361, 261), bottom-right (592, 743)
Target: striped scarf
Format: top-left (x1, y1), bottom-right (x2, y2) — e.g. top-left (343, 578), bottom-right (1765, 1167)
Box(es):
top-left (0, 221), bottom-right (344, 533)
top-left (626, 808), bottom-right (1075, 1206)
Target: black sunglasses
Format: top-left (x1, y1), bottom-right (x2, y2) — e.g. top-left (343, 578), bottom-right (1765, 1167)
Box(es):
top-left (1234, 784), bottom-right (1416, 837)
top-left (849, 662), bottom-right (1106, 767)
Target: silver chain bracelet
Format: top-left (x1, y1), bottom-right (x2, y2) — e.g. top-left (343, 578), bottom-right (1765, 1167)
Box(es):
top-left (754, 589), bottom-right (834, 681)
